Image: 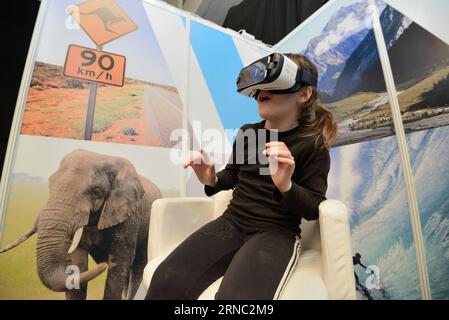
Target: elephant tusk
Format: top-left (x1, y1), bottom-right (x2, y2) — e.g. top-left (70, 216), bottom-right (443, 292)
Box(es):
top-left (0, 227), bottom-right (36, 254)
top-left (52, 263), bottom-right (108, 292)
top-left (79, 262), bottom-right (108, 284)
top-left (68, 227), bottom-right (83, 254)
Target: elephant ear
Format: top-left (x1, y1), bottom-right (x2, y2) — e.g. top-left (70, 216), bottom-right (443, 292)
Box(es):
top-left (98, 161), bottom-right (144, 230)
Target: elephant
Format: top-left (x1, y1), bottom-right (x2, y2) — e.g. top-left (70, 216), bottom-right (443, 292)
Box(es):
top-left (0, 149), bottom-right (161, 299)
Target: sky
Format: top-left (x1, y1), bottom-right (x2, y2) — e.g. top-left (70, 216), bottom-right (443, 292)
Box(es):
top-left (35, 0), bottom-right (175, 86)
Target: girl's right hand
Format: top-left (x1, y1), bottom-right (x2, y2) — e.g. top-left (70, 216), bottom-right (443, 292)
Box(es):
top-left (183, 148), bottom-right (217, 186)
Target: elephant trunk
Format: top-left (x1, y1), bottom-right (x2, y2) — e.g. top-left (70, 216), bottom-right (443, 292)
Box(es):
top-left (36, 212), bottom-right (106, 292)
top-left (36, 229), bottom-right (69, 291)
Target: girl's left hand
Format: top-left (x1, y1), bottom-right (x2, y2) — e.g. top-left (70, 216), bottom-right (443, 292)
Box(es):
top-left (263, 141), bottom-right (295, 194)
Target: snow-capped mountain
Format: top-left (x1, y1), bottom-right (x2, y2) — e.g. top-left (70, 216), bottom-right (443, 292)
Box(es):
top-left (332, 5), bottom-right (412, 100)
top-left (302, 0), bottom-right (386, 95)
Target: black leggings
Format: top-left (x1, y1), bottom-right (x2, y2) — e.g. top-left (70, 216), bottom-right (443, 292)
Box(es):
top-left (145, 215), bottom-right (301, 300)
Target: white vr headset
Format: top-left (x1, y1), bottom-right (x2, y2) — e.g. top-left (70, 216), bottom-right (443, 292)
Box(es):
top-left (236, 53), bottom-right (318, 98)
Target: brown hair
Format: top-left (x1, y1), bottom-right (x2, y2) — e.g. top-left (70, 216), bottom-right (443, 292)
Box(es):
top-left (285, 53), bottom-right (338, 150)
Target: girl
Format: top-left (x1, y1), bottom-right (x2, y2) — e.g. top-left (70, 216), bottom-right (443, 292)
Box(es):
top-left (145, 53), bottom-right (337, 300)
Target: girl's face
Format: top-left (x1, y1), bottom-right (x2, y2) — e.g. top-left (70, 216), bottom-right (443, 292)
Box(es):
top-left (256, 88), bottom-right (312, 122)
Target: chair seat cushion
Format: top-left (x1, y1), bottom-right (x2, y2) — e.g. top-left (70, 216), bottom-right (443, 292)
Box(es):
top-left (143, 249), bottom-right (329, 300)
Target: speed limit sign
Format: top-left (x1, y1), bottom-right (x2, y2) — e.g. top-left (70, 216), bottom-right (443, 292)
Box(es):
top-left (63, 44), bottom-right (126, 87)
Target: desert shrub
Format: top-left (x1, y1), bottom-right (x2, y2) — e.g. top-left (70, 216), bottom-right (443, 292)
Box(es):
top-left (66, 79), bottom-right (84, 89)
top-left (30, 79), bottom-right (43, 88)
top-left (121, 127), bottom-right (138, 136)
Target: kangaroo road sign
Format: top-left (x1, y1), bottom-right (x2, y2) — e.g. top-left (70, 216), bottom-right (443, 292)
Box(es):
top-left (65, 0), bottom-right (136, 140)
top-left (68, 0), bottom-right (138, 46)
top-left (63, 44), bottom-right (126, 87)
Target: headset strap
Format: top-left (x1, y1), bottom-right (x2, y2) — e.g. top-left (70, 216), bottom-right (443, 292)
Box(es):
top-left (297, 68), bottom-right (317, 87)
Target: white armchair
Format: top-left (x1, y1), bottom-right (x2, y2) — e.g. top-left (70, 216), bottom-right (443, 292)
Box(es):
top-left (141, 190), bottom-right (356, 300)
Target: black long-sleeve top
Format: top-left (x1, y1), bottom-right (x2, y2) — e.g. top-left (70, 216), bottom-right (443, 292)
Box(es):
top-left (204, 120), bottom-right (331, 236)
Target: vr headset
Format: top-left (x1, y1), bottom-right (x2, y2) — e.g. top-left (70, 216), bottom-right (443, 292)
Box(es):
top-left (236, 53), bottom-right (317, 98)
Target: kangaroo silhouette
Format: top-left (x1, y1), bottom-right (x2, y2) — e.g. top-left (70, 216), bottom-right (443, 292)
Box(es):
top-left (80, 7), bottom-right (125, 34)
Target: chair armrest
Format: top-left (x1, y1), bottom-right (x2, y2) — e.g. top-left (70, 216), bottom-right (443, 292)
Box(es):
top-left (319, 199), bottom-right (356, 300)
top-left (148, 197), bottom-right (215, 260)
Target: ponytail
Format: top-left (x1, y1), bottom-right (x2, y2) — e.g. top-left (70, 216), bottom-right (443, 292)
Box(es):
top-left (285, 53), bottom-right (338, 151)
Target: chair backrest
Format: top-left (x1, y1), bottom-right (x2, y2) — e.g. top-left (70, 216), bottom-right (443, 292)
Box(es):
top-left (211, 190), bottom-right (321, 251)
